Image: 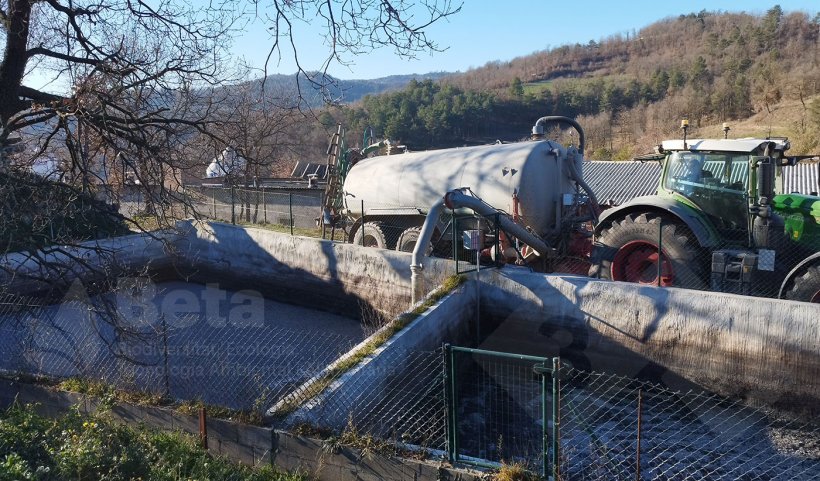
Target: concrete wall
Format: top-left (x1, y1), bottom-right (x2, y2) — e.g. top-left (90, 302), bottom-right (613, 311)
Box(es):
top-left (0, 231), bottom-right (176, 298)
top-left (479, 269), bottom-right (820, 415)
top-left (284, 282), bottom-right (478, 431)
top-left (174, 221), bottom-right (459, 317)
top-left (1, 220), bottom-right (460, 318)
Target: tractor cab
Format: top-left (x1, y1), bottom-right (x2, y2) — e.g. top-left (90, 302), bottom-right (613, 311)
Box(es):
top-left (657, 138), bottom-right (791, 245)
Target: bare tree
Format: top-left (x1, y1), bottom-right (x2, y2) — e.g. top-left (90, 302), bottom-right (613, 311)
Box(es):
top-left (1, 0), bottom-right (460, 290)
top-left (259, 0), bottom-right (461, 100)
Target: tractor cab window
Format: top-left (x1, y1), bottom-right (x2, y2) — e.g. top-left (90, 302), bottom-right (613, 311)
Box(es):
top-left (664, 152), bottom-right (750, 232)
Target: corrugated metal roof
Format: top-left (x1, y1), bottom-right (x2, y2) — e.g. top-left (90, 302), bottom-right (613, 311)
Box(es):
top-left (783, 161), bottom-right (819, 195)
top-left (582, 161), bottom-right (661, 206)
top-left (583, 160), bottom-right (819, 205)
top-left (291, 161), bottom-right (329, 179)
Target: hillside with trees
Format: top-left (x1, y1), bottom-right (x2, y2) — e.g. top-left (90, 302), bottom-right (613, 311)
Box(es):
top-left (315, 6), bottom-right (820, 160)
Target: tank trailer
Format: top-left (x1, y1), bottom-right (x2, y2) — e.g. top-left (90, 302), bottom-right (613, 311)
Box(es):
top-left (327, 117), bottom-right (820, 304)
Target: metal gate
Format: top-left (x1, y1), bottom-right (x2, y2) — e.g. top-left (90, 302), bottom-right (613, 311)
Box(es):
top-left (444, 344), bottom-right (561, 478)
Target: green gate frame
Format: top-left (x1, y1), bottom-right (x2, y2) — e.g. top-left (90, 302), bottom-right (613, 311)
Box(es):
top-left (444, 344), bottom-right (561, 479)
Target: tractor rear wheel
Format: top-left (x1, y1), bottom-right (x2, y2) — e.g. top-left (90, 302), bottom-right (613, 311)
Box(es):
top-left (352, 222), bottom-right (390, 249)
top-left (589, 213), bottom-right (706, 289)
top-left (784, 265), bottom-right (820, 304)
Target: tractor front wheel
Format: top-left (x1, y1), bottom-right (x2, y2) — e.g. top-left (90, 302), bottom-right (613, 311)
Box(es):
top-left (784, 265), bottom-right (820, 304)
top-left (589, 213), bottom-right (706, 289)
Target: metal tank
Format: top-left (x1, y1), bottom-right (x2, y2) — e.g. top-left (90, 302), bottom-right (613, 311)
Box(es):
top-left (342, 139), bottom-right (583, 237)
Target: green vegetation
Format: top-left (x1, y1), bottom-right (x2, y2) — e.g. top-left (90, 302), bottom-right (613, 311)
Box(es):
top-left (57, 378), bottom-right (265, 426)
top-left (0, 403), bottom-right (303, 481)
top-left (0, 170), bottom-right (128, 253)
top-left (238, 221), bottom-right (347, 241)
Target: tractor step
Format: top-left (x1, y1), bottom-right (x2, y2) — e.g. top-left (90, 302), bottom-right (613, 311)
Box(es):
top-left (711, 249), bottom-right (758, 295)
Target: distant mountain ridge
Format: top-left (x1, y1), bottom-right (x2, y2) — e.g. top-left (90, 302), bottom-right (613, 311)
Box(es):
top-left (252, 71), bottom-right (453, 106)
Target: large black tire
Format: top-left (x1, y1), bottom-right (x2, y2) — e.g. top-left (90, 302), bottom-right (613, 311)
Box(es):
top-left (395, 226), bottom-right (433, 254)
top-left (589, 213), bottom-right (706, 289)
top-left (784, 265), bottom-right (820, 304)
top-left (352, 222), bottom-right (390, 249)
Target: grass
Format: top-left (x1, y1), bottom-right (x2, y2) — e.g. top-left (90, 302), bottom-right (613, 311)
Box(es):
top-left (493, 462), bottom-right (539, 481)
top-left (55, 378), bottom-right (265, 426)
top-left (271, 274), bottom-right (467, 418)
top-left (237, 221), bottom-right (348, 241)
top-left (0, 402), bottom-right (304, 481)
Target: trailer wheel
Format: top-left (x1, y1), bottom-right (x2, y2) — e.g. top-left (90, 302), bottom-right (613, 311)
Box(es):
top-left (352, 222), bottom-right (390, 249)
top-left (395, 226), bottom-right (433, 254)
top-left (784, 265), bottom-right (820, 304)
top-left (589, 213), bottom-right (706, 289)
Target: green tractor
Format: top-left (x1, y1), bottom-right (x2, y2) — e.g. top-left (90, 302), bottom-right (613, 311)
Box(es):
top-left (590, 133), bottom-right (820, 303)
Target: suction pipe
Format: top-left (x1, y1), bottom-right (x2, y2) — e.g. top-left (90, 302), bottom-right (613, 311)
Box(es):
top-left (410, 189), bottom-right (551, 304)
top-left (410, 199), bottom-right (445, 305)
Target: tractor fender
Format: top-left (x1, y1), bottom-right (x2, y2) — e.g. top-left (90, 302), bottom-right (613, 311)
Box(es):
top-left (596, 196), bottom-right (721, 249)
top-left (778, 251), bottom-right (820, 299)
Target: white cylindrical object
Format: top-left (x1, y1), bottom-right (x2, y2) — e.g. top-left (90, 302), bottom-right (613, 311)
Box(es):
top-left (343, 140), bottom-right (580, 236)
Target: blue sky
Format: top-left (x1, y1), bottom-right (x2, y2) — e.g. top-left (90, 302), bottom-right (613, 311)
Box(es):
top-left (232, 0), bottom-right (819, 80)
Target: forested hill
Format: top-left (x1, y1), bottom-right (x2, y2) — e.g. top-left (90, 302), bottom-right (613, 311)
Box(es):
top-left (318, 6), bottom-right (820, 158)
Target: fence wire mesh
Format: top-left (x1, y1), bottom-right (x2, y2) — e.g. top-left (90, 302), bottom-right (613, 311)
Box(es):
top-left (184, 185), bottom-right (324, 233)
top-left (0, 287), bottom-right (360, 413)
top-left (558, 368), bottom-right (820, 481)
top-left (591, 215), bottom-right (819, 302)
top-left (280, 348), bottom-right (447, 452)
top-left (2, 286), bottom-right (819, 481)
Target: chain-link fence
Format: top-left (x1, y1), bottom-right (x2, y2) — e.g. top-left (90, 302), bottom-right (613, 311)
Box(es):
top-left (0, 284), bottom-right (361, 413)
top-left (440, 346), bottom-right (820, 480)
top-left (183, 185), bottom-right (324, 232)
top-left (281, 348), bottom-right (447, 451)
top-left (176, 183), bottom-right (819, 304)
top-left (558, 368), bottom-right (820, 481)
top-left (2, 286), bottom-right (819, 481)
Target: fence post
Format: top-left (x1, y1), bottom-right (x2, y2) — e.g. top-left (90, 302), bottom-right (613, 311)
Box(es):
top-left (452, 215), bottom-right (458, 273)
top-left (289, 192), bottom-right (294, 235)
top-left (552, 357), bottom-right (561, 480)
top-left (263, 188), bottom-right (267, 224)
top-left (542, 361), bottom-right (549, 479)
top-left (161, 315), bottom-right (170, 397)
top-left (443, 344), bottom-right (455, 464)
top-left (230, 183), bottom-right (236, 225)
top-left (657, 219), bottom-right (663, 286)
top-left (199, 407), bottom-right (208, 449)
top-left (636, 388), bottom-right (643, 481)
top-left (360, 200), bottom-right (365, 246)
top-left (211, 189), bottom-right (216, 218)
top-left (495, 213), bottom-right (501, 267)
top-left (448, 345), bottom-right (459, 464)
